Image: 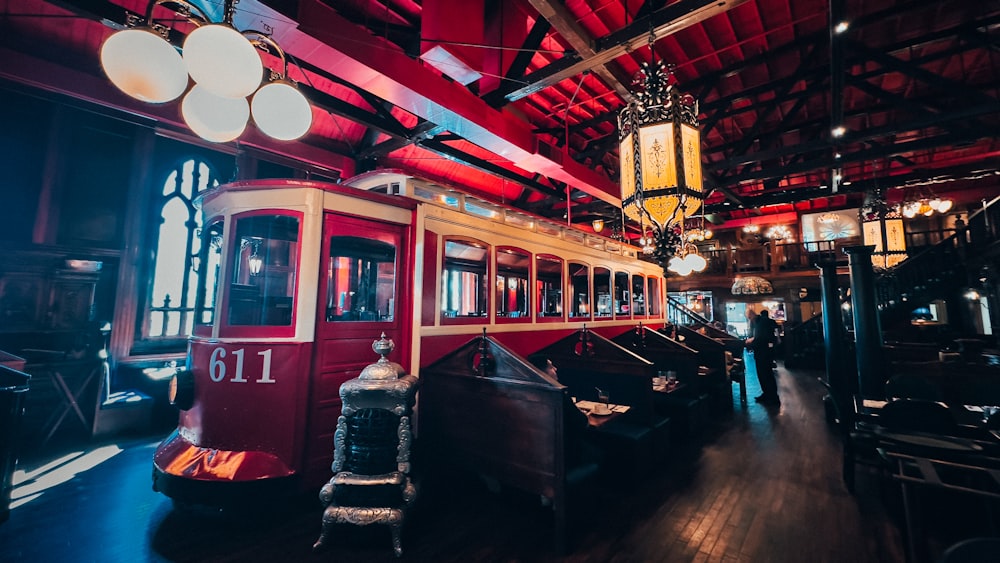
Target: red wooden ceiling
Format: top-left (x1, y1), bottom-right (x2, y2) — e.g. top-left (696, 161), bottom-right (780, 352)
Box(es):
top-left (2, 0), bottom-right (998, 232)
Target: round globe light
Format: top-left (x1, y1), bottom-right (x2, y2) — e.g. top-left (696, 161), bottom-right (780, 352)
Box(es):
top-left (251, 81), bottom-right (313, 140)
top-left (183, 24), bottom-right (262, 99)
top-left (100, 28), bottom-right (188, 103)
top-left (181, 85), bottom-right (249, 142)
top-left (686, 253), bottom-right (708, 272)
top-left (668, 255), bottom-right (693, 276)
top-left (937, 198), bottom-right (953, 213)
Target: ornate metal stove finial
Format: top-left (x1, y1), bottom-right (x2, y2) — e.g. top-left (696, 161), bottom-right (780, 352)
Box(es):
top-left (359, 332), bottom-right (401, 381)
top-left (373, 332), bottom-right (394, 357)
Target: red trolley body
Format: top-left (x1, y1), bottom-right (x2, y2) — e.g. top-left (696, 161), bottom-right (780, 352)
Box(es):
top-left (153, 172), bottom-right (666, 503)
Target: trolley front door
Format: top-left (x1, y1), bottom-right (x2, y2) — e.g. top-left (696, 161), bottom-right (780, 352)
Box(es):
top-left (303, 212), bottom-right (411, 484)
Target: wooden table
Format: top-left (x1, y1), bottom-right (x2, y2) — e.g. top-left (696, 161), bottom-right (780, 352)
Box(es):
top-left (574, 400), bottom-right (630, 428)
top-left (653, 381), bottom-right (685, 394)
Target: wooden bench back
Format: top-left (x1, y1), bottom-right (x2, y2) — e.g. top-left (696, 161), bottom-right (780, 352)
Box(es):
top-left (530, 329), bottom-right (658, 425)
top-left (420, 335), bottom-right (568, 498)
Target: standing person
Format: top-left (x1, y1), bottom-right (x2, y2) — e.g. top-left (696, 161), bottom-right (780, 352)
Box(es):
top-left (745, 308), bottom-right (759, 339)
top-left (748, 309), bottom-right (780, 405)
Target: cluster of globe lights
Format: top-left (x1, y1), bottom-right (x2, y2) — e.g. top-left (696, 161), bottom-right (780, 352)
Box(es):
top-left (667, 243), bottom-right (708, 276)
top-left (902, 196), bottom-right (953, 218)
top-left (99, 0), bottom-right (312, 143)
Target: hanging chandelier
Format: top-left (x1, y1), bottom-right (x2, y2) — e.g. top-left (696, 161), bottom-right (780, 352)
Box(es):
top-left (901, 191), bottom-right (954, 218)
top-left (99, 0), bottom-right (312, 143)
top-left (765, 225), bottom-right (793, 242)
top-left (619, 35), bottom-right (705, 277)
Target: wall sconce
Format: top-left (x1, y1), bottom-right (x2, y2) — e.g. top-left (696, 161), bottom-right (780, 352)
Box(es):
top-left (248, 253), bottom-right (263, 276)
top-left (591, 218), bottom-right (605, 233)
top-left (247, 238), bottom-right (263, 276)
top-left (100, 0), bottom-right (312, 142)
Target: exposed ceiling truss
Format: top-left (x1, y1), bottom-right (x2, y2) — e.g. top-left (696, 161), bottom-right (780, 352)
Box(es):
top-left (2, 0), bottom-right (998, 233)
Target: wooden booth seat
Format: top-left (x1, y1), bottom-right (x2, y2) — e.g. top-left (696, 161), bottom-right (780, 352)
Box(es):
top-left (419, 334), bottom-right (601, 554)
top-left (613, 325), bottom-right (710, 441)
top-left (529, 328), bottom-right (671, 477)
top-left (675, 326), bottom-right (735, 413)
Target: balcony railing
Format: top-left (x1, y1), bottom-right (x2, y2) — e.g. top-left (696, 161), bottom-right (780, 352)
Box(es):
top-left (699, 239), bottom-right (848, 277)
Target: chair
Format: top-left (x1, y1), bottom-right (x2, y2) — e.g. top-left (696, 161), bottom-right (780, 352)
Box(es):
top-left (314, 335), bottom-right (419, 558)
top-left (939, 537), bottom-right (1000, 562)
top-left (885, 374), bottom-right (942, 402)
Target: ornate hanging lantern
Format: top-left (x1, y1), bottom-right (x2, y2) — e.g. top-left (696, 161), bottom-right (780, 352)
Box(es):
top-left (619, 41), bottom-right (705, 276)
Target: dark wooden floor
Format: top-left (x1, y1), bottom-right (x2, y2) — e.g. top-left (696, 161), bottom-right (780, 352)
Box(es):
top-left (3, 360), bottom-right (990, 563)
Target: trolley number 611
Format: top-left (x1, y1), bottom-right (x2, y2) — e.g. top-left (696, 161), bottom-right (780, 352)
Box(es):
top-left (208, 347), bottom-right (276, 384)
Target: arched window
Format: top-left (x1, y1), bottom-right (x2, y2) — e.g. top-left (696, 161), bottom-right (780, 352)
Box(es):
top-left (144, 158), bottom-right (219, 342)
top-left (631, 274), bottom-right (647, 316)
top-left (568, 262), bottom-right (590, 319)
top-left (496, 246), bottom-right (530, 321)
top-left (594, 267), bottom-right (612, 319)
top-left (441, 238), bottom-right (490, 322)
top-left (535, 254), bottom-right (564, 321)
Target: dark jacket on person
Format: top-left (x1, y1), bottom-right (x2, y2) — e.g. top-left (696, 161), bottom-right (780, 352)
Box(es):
top-left (752, 312), bottom-right (778, 352)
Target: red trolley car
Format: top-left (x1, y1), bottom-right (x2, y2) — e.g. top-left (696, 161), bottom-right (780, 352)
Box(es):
top-left (153, 171), bottom-right (667, 502)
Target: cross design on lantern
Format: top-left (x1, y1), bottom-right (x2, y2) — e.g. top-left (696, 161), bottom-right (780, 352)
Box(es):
top-left (648, 139), bottom-right (667, 177)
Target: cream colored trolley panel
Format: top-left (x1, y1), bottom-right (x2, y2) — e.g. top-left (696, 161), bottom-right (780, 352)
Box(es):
top-left (321, 191), bottom-right (414, 226)
top-left (203, 187), bottom-right (324, 343)
top-left (409, 207), bottom-right (427, 377)
top-left (421, 206), bottom-right (664, 334)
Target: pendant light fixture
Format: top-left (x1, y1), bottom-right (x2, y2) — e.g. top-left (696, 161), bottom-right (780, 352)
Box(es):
top-left (99, 0), bottom-right (312, 143)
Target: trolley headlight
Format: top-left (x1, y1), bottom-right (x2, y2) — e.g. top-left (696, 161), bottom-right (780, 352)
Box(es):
top-left (169, 369), bottom-right (195, 411)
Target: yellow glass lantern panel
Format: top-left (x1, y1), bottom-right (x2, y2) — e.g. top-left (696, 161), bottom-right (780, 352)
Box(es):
top-left (639, 122), bottom-right (677, 190)
top-left (619, 133), bottom-right (639, 222)
top-left (862, 220), bottom-right (883, 253)
top-left (681, 124), bottom-right (702, 192)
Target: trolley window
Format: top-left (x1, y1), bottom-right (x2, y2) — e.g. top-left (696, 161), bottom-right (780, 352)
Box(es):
top-left (631, 274), bottom-right (647, 316)
top-left (442, 239), bottom-right (489, 320)
top-left (192, 219), bottom-right (223, 336)
top-left (614, 271), bottom-right (631, 318)
top-left (536, 254), bottom-right (563, 320)
top-left (227, 214), bottom-right (299, 328)
top-left (568, 262), bottom-right (590, 319)
top-left (594, 267), bottom-right (612, 319)
top-left (326, 237), bottom-right (396, 322)
top-left (647, 277), bottom-right (661, 316)
top-left (496, 246), bottom-right (530, 320)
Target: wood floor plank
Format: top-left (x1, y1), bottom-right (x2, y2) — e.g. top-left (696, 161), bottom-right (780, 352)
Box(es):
top-left (2, 362), bottom-right (965, 562)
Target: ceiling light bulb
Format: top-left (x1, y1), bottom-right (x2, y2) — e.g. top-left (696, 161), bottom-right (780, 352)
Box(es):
top-left (182, 85), bottom-right (249, 142)
top-left (183, 24), bottom-right (263, 99)
top-left (100, 28), bottom-right (188, 103)
top-left (251, 81), bottom-right (313, 140)
top-left (686, 253), bottom-right (707, 272)
top-left (918, 200), bottom-right (933, 216)
top-left (667, 256), bottom-right (685, 273)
